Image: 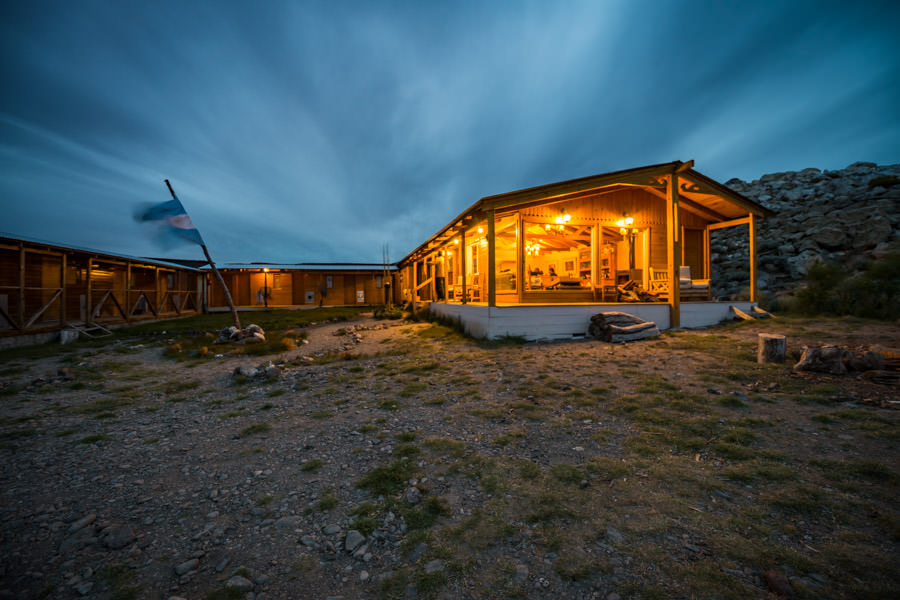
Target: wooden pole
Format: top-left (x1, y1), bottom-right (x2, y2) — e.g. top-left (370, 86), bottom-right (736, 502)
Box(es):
top-left (487, 210), bottom-right (496, 307)
top-left (667, 174), bottom-right (681, 328)
top-left (164, 179), bottom-right (241, 330)
top-left (749, 212), bottom-right (758, 303)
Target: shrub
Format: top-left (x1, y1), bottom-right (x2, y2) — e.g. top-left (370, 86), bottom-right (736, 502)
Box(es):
top-left (792, 253), bottom-right (900, 319)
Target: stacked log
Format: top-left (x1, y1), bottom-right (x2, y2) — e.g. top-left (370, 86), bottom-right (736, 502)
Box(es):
top-left (589, 311), bottom-right (661, 342)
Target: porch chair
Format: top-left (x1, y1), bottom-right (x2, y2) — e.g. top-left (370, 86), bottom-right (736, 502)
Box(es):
top-left (648, 267), bottom-right (669, 297)
top-left (678, 266), bottom-right (711, 300)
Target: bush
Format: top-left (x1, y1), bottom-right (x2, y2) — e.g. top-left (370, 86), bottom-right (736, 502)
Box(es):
top-left (792, 252), bottom-right (900, 319)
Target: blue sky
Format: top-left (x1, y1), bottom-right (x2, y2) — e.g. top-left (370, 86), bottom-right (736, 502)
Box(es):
top-left (2, 0), bottom-right (898, 263)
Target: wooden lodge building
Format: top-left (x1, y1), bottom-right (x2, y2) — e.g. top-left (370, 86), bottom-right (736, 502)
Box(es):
top-left (0, 235), bottom-right (394, 343)
top-left (396, 161), bottom-right (773, 339)
top-left (0, 235), bottom-right (206, 342)
top-left (2, 160), bottom-right (772, 343)
top-left (207, 264), bottom-right (393, 310)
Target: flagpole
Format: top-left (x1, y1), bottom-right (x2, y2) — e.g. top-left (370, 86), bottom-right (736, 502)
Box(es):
top-left (164, 180), bottom-right (241, 330)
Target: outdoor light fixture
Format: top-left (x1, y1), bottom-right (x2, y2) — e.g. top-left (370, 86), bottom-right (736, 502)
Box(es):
top-left (477, 227), bottom-right (484, 234)
top-left (616, 214), bottom-right (634, 235)
top-left (454, 238), bottom-right (459, 245)
top-left (553, 209), bottom-right (572, 229)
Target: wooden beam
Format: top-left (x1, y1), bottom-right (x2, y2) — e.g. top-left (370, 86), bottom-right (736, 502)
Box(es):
top-left (487, 209), bottom-right (496, 307)
top-left (18, 243), bottom-right (25, 329)
top-left (460, 229), bottom-right (467, 304)
top-left (125, 263), bottom-right (132, 322)
top-left (643, 187), bottom-right (727, 222)
top-left (60, 253), bottom-right (66, 325)
top-left (86, 258), bottom-right (93, 325)
top-left (25, 289), bottom-right (62, 328)
top-left (411, 260), bottom-right (418, 313)
top-left (675, 159), bottom-right (694, 173)
top-left (703, 226), bottom-right (711, 281)
top-left (667, 174), bottom-right (680, 328)
top-left (516, 212), bottom-right (524, 304)
top-left (749, 212), bottom-right (757, 303)
top-left (707, 216), bottom-right (751, 231)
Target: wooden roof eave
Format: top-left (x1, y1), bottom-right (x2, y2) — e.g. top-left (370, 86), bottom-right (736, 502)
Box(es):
top-left (680, 170), bottom-right (774, 219)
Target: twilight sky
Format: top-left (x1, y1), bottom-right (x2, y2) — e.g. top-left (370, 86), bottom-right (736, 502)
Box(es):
top-left (2, 0), bottom-right (899, 264)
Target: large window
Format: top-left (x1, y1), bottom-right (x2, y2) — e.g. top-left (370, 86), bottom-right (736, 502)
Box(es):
top-left (523, 220), bottom-right (592, 291)
top-left (494, 214), bottom-right (517, 293)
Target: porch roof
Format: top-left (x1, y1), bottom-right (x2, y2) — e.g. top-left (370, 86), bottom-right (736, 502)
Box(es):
top-left (400, 160), bottom-right (773, 264)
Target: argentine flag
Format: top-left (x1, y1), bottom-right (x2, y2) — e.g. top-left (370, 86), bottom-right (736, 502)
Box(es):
top-left (137, 197), bottom-right (204, 246)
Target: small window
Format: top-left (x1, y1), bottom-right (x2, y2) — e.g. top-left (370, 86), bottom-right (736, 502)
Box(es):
top-left (375, 275), bottom-right (383, 289)
top-left (326, 275), bottom-right (333, 289)
top-left (305, 291), bottom-right (315, 304)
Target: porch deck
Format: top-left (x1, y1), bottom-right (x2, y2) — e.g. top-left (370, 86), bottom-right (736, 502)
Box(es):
top-left (428, 301), bottom-right (756, 341)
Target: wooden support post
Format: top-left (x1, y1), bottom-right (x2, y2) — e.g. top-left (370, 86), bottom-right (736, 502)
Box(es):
top-left (411, 260), bottom-right (418, 314)
top-left (591, 224), bottom-right (599, 302)
top-left (667, 174), bottom-right (681, 328)
top-left (516, 213), bottom-right (524, 304)
top-left (17, 243), bottom-right (25, 328)
top-left (749, 212), bottom-right (757, 303)
top-left (703, 225), bottom-right (711, 280)
top-left (487, 209), bottom-right (496, 307)
top-left (86, 258), bottom-right (93, 324)
top-left (125, 263), bottom-right (132, 322)
top-left (460, 230), bottom-right (467, 304)
top-left (60, 253), bottom-right (67, 325)
top-left (757, 333), bottom-right (786, 363)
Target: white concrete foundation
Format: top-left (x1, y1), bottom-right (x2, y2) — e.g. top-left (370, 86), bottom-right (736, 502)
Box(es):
top-left (428, 301), bottom-right (756, 341)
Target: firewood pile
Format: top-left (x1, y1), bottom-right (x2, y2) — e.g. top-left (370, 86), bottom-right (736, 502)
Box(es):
top-left (589, 311), bottom-right (660, 342)
top-left (616, 281), bottom-right (661, 302)
top-left (793, 344), bottom-right (900, 385)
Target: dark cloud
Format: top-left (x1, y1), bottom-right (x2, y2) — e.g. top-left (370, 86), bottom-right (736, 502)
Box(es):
top-left (2, 0), bottom-right (899, 263)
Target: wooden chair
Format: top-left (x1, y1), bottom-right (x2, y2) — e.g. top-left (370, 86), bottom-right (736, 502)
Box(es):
top-left (649, 268), bottom-right (669, 297)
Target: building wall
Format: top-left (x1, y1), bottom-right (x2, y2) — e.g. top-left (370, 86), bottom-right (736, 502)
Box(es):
top-left (209, 269), bottom-right (396, 308)
top-left (1, 237), bottom-right (204, 336)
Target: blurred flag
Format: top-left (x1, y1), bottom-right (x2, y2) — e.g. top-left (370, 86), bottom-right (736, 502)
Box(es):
top-left (136, 198), bottom-right (204, 246)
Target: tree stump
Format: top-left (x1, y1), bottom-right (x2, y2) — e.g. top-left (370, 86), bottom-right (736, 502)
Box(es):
top-left (757, 333), bottom-right (786, 363)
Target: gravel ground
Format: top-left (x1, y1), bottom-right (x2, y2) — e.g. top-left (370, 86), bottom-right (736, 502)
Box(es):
top-left (1, 314), bottom-right (898, 600)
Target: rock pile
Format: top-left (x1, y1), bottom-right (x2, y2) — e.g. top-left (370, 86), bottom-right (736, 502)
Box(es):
top-left (589, 312), bottom-right (660, 342)
top-left (714, 161), bottom-right (900, 300)
top-left (216, 324), bottom-right (266, 344)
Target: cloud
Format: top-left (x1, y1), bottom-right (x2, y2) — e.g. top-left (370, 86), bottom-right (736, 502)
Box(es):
top-left (1, 0), bottom-right (899, 262)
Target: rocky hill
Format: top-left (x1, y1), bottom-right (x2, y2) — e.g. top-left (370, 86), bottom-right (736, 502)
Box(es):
top-left (710, 161), bottom-right (900, 303)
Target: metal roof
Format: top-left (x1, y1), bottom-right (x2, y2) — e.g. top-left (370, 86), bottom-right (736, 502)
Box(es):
top-left (0, 233), bottom-right (205, 271)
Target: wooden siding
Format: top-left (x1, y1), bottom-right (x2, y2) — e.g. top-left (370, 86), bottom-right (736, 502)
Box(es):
top-left (208, 269), bottom-right (394, 309)
top-left (1, 237), bottom-right (204, 336)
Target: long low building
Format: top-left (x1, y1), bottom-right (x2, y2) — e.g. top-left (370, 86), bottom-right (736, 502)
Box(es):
top-left (206, 263), bottom-right (394, 310)
top-left (0, 235), bottom-right (397, 342)
top-left (1, 235), bottom-right (207, 340)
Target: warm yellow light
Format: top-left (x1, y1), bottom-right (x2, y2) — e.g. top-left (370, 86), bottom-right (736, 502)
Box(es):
top-left (263, 268), bottom-right (269, 272)
top-left (616, 214), bottom-right (634, 228)
top-left (454, 239), bottom-right (459, 245)
top-left (544, 223), bottom-right (551, 230)
top-left (477, 227), bottom-right (484, 234)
